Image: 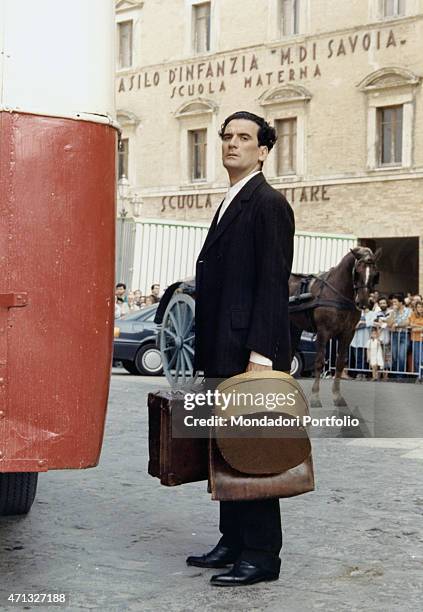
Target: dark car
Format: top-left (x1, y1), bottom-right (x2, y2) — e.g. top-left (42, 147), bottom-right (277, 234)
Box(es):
top-left (113, 304), bottom-right (163, 376)
top-left (291, 331), bottom-right (317, 377)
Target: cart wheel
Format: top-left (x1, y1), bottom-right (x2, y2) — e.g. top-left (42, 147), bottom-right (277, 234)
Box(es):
top-left (0, 472), bottom-right (38, 516)
top-left (159, 293), bottom-right (197, 387)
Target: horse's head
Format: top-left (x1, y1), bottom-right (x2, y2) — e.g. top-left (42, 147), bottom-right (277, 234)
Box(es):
top-left (350, 247), bottom-right (382, 309)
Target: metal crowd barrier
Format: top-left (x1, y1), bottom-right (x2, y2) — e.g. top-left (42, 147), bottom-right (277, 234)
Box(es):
top-left (326, 328), bottom-right (423, 379)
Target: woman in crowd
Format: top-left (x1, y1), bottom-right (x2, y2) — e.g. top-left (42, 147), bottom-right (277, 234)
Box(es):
top-left (409, 301), bottom-right (423, 383)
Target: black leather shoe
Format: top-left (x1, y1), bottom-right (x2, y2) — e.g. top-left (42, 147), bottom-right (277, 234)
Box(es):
top-left (210, 560), bottom-right (280, 586)
top-left (186, 544), bottom-right (239, 568)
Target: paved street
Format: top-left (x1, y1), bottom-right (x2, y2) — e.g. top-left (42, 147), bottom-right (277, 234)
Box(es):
top-left (0, 371), bottom-right (422, 611)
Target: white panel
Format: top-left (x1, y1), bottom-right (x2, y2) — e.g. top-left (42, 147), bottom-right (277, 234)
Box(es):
top-left (138, 225), bottom-right (150, 292)
top-left (132, 222), bottom-right (358, 294)
top-left (166, 226), bottom-right (177, 288)
top-left (134, 221), bottom-right (208, 294)
top-left (0, 0), bottom-right (115, 122)
top-left (131, 224), bottom-right (143, 290)
top-left (292, 234), bottom-right (357, 274)
top-left (309, 237), bottom-right (317, 273)
top-left (149, 225), bottom-right (159, 290)
top-left (319, 238), bottom-right (327, 272)
top-left (181, 227), bottom-right (190, 277)
top-left (157, 225), bottom-right (166, 286)
top-left (152, 225), bottom-right (164, 289)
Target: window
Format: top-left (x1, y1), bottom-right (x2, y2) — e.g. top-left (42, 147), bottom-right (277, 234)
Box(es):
top-left (377, 106), bottom-right (403, 166)
top-left (260, 85), bottom-right (310, 179)
top-left (193, 2), bottom-right (211, 53)
top-left (118, 138), bottom-right (129, 179)
top-left (276, 119), bottom-right (297, 175)
top-left (175, 100), bottom-right (215, 184)
top-left (281, 0), bottom-right (300, 36)
top-left (118, 21), bottom-right (133, 69)
top-left (383, 0), bottom-right (405, 17)
top-left (189, 129), bottom-right (207, 181)
top-left (359, 68), bottom-right (418, 170)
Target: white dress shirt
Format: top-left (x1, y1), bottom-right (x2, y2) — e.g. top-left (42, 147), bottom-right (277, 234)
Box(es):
top-left (218, 170), bottom-right (261, 224)
top-left (218, 170), bottom-right (272, 367)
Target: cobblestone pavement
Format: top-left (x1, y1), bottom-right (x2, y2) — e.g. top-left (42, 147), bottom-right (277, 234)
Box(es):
top-left (0, 372), bottom-right (422, 611)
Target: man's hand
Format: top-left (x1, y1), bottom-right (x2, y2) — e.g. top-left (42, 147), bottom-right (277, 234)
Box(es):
top-left (246, 361), bottom-right (273, 372)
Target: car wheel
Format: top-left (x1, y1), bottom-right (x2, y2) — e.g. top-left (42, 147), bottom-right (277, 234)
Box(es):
top-left (134, 344), bottom-right (163, 376)
top-left (122, 360), bottom-right (140, 375)
top-left (290, 353), bottom-right (303, 378)
top-left (0, 472), bottom-right (38, 516)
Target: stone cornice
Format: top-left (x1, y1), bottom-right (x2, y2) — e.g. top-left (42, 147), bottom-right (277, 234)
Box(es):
top-left (116, 0), bottom-right (143, 15)
top-left (357, 67), bottom-right (421, 92)
top-left (259, 85), bottom-right (312, 106)
top-left (174, 99), bottom-right (218, 118)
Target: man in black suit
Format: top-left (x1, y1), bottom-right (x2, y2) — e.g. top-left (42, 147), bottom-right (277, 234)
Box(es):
top-left (187, 111), bottom-right (295, 586)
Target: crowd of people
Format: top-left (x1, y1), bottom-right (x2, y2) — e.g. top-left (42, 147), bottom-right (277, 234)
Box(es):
top-left (114, 282), bottom-right (161, 319)
top-left (114, 282), bottom-right (423, 382)
top-left (347, 291), bottom-right (423, 382)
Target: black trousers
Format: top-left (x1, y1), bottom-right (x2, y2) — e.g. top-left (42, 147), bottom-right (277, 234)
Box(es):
top-left (218, 499), bottom-right (282, 571)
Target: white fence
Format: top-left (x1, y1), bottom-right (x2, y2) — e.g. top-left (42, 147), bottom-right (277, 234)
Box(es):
top-left (116, 217), bottom-right (136, 288)
top-left (130, 218), bottom-right (357, 295)
top-left (292, 232), bottom-right (356, 274)
top-left (327, 329), bottom-right (423, 379)
top-left (131, 219), bottom-right (209, 294)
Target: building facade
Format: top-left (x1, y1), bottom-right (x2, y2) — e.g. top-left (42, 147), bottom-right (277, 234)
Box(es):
top-left (115, 0), bottom-right (423, 295)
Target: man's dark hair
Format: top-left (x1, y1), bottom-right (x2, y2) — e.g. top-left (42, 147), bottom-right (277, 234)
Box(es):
top-left (378, 295), bottom-right (387, 303)
top-left (392, 292), bottom-right (404, 303)
top-left (219, 111), bottom-right (277, 151)
top-left (151, 283), bottom-right (159, 291)
top-left (116, 282), bottom-right (126, 290)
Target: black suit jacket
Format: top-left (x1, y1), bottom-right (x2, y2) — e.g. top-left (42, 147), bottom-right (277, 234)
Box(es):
top-left (194, 172), bottom-right (295, 378)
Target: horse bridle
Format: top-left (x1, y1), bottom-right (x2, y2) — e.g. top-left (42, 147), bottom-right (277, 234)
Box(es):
top-left (352, 257), bottom-right (379, 293)
top-left (307, 255), bottom-right (379, 311)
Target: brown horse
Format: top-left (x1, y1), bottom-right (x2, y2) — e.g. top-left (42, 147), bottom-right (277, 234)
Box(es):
top-left (289, 246), bottom-right (382, 407)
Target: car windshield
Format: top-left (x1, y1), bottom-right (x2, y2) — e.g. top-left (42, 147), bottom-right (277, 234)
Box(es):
top-left (117, 305), bottom-right (157, 322)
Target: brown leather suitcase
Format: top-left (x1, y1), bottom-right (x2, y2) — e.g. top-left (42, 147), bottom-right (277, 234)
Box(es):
top-left (209, 437), bottom-right (315, 501)
top-left (148, 390), bottom-right (208, 486)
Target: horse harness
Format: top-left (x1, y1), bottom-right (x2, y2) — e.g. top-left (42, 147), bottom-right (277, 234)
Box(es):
top-left (289, 270), bottom-right (360, 333)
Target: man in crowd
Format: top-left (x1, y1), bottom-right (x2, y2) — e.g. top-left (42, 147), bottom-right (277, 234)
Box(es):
top-left (373, 296), bottom-right (392, 380)
top-left (387, 293), bottom-right (411, 377)
top-left (133, 289), bottom-right (143, 308)
top-left (115, 282), bottom-right (129, 318)
top-left (148, 283), bottom-right (161, 304)
top-left (115, 282), bottom-right (127, 304)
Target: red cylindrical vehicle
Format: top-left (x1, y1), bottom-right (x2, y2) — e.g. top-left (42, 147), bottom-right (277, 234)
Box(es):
top-left (0, 0), bottom-right (117, 514)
